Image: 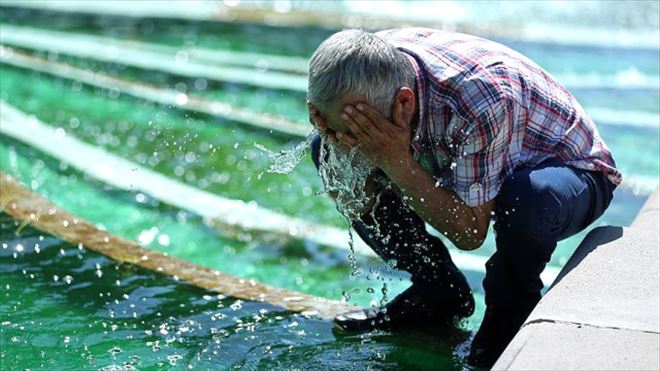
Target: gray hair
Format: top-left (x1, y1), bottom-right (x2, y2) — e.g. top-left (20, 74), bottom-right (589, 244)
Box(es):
top-left (307, 29), bottom-right (415, 117)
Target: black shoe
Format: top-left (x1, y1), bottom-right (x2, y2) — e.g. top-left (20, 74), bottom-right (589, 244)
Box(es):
top-left (334, 284), bottom-right (475, 332)
top-left (468, 306), bottom-right (530, 369)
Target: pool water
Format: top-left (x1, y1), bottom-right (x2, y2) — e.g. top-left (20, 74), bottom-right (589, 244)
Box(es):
top-left (1, 5), bottom-right (658, 370)
top-left (0, 213), bottom-right (467, 370)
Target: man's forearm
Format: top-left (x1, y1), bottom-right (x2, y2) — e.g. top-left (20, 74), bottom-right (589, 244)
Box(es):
top-left (331, 100), bottom-right (492, 247)
top-left (381, 155), bottom-right (489, 250)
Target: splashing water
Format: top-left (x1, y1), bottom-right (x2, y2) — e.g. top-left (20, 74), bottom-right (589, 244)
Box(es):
top-left (256, 131), bottom-right (377, 223)
top-left (257, 131), bottom-right (378, 280)
top-left (316, 135), bottom-right (377, 222)
top-left (254, 132), bottom-right (315, 174)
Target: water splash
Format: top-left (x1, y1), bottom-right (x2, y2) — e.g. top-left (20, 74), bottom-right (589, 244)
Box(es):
top-left (347, 227), bottom-right (361, 277)
top-left (257, 131), bottom-right (378, 282)
top-left (254, 132), bottom-right (315, 175)
top-left (256, 131), bottom-right (377, 223)
top-left (316, 135), bottom-right (380, 279)
top-left (316, 135), bottom-right (377, 222)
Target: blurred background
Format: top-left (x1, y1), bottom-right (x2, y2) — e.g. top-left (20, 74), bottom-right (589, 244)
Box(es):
top-left (1, 1), bottom-right (658, 369)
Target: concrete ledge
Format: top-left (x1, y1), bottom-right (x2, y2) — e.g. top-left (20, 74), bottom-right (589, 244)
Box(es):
top-left (533, 226), bottom-right (659, 333)
top-left (496, 321), bottom-right (659, 371)
top-left (495, 186), bottom-right (660, 370)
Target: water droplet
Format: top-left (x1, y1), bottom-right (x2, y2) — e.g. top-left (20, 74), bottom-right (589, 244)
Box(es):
top-left (174, 50), bottom-right (189, 63)
top-left (135, 193), bottom-right (147, 203)
top-left (54, 127), bottom-right (66, 139)
top-left (108, 346), bottom-right (122, 358)
top-left (175, 93), bottom-right (188, 106)
top-left (167, 354), bottom-right (183, 366)
top-left (157, 234), bottom-right (170, 246)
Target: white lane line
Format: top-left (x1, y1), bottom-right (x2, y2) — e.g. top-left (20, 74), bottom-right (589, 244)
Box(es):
top-left (587, 107), bottom-right (659, 130)
top-left (0, 24), bottom-right (308, 92)
top-left (3, 24), bottom-right (659, 93)
top-left (0, 46), bottom-right (311, 137)
top-left (0, 100), bottom-right (368, 256)
top-left (2, 45), bottom-right (658, 138)
top-left (0, 101), bottom-right (561, 284)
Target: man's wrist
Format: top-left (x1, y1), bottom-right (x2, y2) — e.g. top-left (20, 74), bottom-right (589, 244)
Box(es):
top-left (381, 153), bottom-right (418, 185)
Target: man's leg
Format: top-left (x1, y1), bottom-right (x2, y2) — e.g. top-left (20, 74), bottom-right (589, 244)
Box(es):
top-left (469, 159), bottom-right (615, 367)
top-left (352, 191), bottom-right (473, 307)
top-left (311, 135), bottom-right (474, 330)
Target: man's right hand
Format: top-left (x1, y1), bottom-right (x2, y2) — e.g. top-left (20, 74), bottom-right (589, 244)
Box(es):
top-left (308, 101), bottom-right (384, 218)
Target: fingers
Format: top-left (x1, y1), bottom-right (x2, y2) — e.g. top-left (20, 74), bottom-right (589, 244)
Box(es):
top-left (342, 104), bottom-right (383, 139)
top-left (356, 103), bottom-right (400, 134)
top-left (336, 131), bottom-right (359, 147)
top-left (354, 103), bottom-right (385, 127)
top-left (341, 109), bottom-right (371, 141)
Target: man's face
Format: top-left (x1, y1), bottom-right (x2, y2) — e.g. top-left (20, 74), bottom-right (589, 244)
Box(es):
top-left (310, 93), bottom-right (369, 139)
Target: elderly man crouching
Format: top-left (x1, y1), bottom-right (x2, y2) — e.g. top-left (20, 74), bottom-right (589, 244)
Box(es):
top-left (306, 28), bottom-right (620, 368)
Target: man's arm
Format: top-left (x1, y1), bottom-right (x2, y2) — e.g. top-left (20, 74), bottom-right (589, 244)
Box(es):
top-left (337, 101), bottom-right (493, 250)
top-left (384, 154), bottom-right (494, 250)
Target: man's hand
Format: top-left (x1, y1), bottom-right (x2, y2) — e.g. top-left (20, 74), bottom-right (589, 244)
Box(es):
top-left (334, 101), bottom-right (493, 250)
top-left (336, 102), bottom-right (412, 174)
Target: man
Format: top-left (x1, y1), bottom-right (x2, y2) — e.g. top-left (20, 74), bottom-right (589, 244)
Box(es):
top-left (306, 28), bottom-right (620, 368)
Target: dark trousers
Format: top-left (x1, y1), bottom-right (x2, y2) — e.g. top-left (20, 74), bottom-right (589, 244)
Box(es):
top-left (311, 135), bottom-right (615, 317)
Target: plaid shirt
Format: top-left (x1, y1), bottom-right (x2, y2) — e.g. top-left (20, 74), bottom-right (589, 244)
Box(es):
top-left (378, 28), bottom-right (622, 207)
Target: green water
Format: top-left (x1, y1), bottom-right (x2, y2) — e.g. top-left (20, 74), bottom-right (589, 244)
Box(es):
top-left (0, 139), bottom-right (426, 310)
top-left (0, 6), bottom-right (659, 370)
top-left (0, 213), bottom-right (469, 370)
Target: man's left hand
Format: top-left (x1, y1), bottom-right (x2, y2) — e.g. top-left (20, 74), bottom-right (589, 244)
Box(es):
top-left (336, 102), bottom-right (413, 173)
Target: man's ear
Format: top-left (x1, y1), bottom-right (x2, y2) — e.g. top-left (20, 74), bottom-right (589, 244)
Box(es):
top-left (394, 87), bottom-right (416, 123)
